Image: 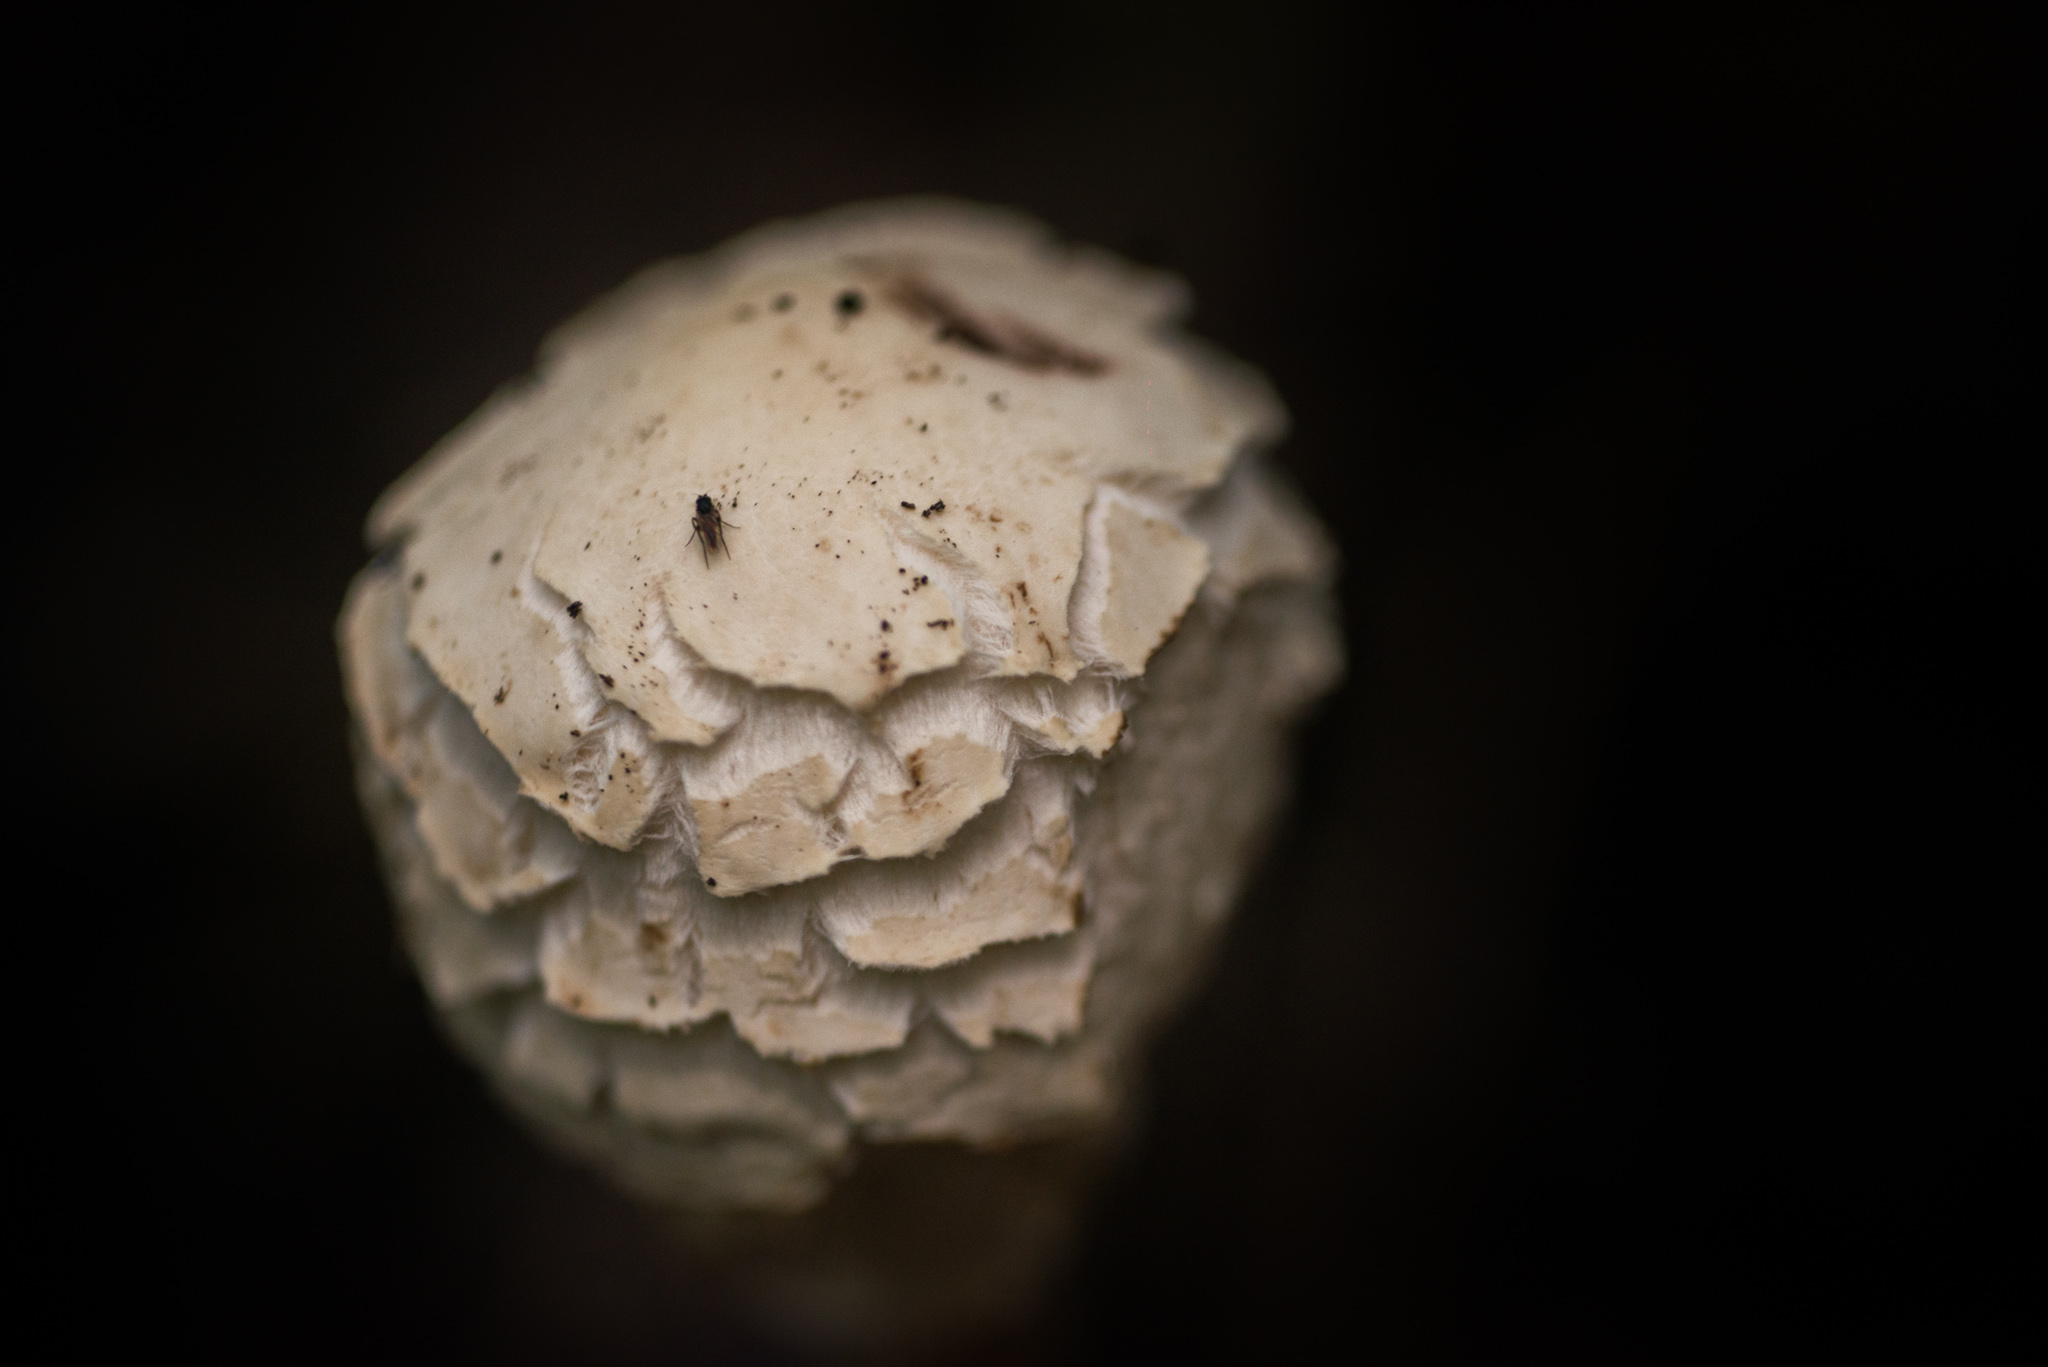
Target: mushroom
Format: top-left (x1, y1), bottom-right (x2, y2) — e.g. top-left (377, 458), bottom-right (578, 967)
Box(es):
top-left (339, 199), bottom-right (1341, 1318)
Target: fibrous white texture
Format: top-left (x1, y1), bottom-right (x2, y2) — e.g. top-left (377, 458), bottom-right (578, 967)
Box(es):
top-left (341, 200), bottom-right (1341, 1215)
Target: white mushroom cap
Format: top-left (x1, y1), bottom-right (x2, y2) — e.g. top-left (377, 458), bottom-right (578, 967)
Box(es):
top-left (340, 199), bottom-right (1341, 1215)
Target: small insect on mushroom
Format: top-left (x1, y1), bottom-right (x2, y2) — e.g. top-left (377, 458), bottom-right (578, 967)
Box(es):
top-left (685, 494), bottom-right (739, 567)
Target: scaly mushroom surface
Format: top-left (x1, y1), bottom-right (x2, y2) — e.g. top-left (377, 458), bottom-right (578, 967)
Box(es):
top-left (340, 200), bottom-right (1341, 1213)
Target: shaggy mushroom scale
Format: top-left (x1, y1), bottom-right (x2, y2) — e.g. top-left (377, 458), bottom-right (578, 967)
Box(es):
top-left (341, 200), bottom-right (1340, 1215)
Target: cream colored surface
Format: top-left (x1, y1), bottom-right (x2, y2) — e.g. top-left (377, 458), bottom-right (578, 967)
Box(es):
top-left (340, 200), bottom-right (1341, 1215)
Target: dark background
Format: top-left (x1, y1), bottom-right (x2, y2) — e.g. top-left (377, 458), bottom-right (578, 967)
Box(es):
top-left (32, 2), bottom-right (2019, 1360)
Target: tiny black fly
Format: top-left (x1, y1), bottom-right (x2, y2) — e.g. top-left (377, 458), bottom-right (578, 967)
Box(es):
top-left (687, 494), bottom-right (738, 567)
